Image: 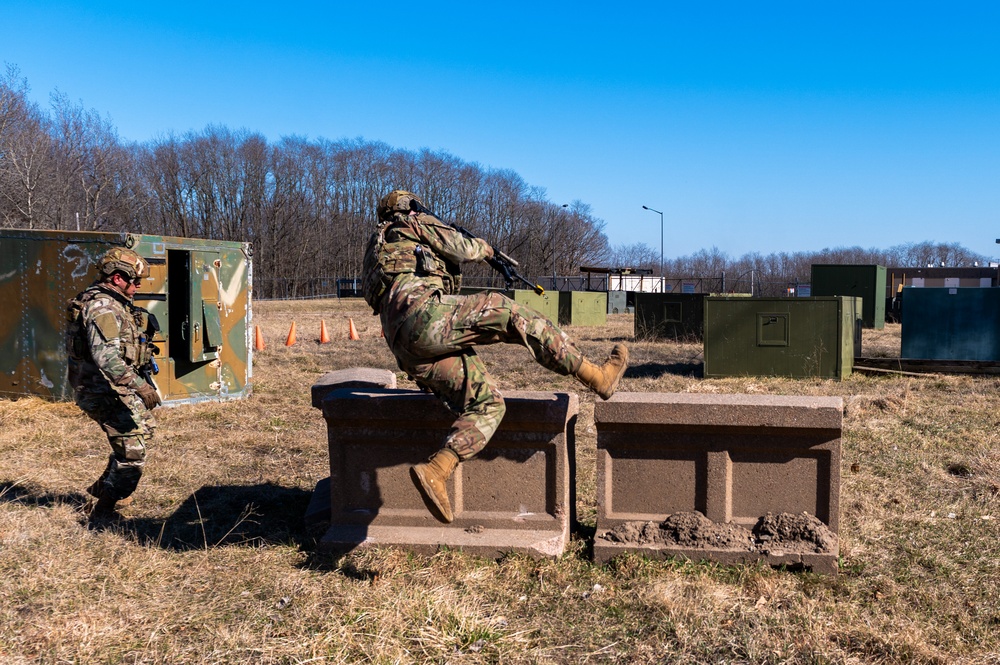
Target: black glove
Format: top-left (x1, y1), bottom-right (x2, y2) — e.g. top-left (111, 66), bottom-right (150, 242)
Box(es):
top-left (136, 381), bottom-right (161, 410)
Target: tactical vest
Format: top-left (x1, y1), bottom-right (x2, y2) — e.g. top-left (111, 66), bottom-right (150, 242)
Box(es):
top-left (66, 287), bottom-right (104, 364)
top-left (362, 219), bottom-right (461, 314)
top-left (66, 286), bottom-right (156, 378)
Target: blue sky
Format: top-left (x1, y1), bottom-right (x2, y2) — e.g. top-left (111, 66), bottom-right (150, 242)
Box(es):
top-left (5, 1), bottom-right (999, 261)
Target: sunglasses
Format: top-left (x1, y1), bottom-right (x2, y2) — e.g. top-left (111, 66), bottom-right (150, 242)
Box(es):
top-left (118, 273), bottom-right (142, 286)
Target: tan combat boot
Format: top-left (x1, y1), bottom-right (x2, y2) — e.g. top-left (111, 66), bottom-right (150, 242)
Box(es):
top-left (576, 343), bottom-right (629, 400)
top-left (411, 448), bottom-right (460, 523)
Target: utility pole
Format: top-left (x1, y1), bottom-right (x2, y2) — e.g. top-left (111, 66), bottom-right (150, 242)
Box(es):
top-left (641, 205), bottom-right (664, 290)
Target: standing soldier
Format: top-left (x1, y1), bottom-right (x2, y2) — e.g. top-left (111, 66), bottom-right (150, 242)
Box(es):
top-left (363, 190), bottom-right (628, 523)
top-left (67, 247), bottom-right (162, 521)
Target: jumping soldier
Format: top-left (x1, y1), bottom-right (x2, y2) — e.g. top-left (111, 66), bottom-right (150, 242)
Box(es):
top-left (363, 189), bottom-right (628, 523)
top-left (67, 247), bottom-right (161, 521)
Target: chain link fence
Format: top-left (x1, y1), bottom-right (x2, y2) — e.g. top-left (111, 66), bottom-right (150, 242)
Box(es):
top-left (254, 273), bottom-right (808, 300)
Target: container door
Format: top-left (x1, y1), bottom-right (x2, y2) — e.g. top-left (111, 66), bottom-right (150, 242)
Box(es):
top-left (187, 251), bottom-right (223, 363)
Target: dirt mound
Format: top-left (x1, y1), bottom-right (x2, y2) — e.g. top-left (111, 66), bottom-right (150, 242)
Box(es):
top-left (753, 512), bottom-right (837, 554)
top-left (601, 511), bottom-right (754, 550)
top-left (659, 511), bottom-right (756, 550)
top-left (600, 511), bottom-right (837, 554)
top-left (601, 520), bottom-right (664, 546)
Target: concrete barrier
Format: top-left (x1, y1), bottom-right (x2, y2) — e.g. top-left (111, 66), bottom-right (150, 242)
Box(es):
top-left (311, 368), bottom-right (577, 559)
top-left (305, 368), bottom-right (397, 526)
top-left (310, 367), bottom-right (397, 409)
top-left (593, 393), bottom-right (843, 574)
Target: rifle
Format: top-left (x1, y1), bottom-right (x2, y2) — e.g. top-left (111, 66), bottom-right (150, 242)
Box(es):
top-left (139, 353), bottom-right (160, 393)
top-left (409, 200), bottom-right (545, 295)
top-left (135, 306), bottom-right (161, 391)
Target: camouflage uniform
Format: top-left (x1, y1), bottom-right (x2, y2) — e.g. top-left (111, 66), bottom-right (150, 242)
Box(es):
top-left (370, 207), bottom-right (584, 460)
top-left (68, 280), bottom-right (157, 502)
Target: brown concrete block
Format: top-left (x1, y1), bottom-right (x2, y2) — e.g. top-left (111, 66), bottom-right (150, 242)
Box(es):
top-left (593, 392), bottom-right (842, 573)
top-left (307, 368), bottom-right (398, 526)
top-left (316, 386), bottom-right (577, 559)
top-left (311, 367), bottom-right (396, 409)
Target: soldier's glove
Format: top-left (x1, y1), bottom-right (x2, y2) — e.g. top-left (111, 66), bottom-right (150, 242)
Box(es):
top-left (136, 381), bottom-right (162, 410)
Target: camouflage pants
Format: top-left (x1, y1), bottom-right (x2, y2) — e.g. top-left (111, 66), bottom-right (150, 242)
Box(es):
top-left (75, 390), bottom-right (156, 501)
top-left (389, 291), bottom-right (584, 460)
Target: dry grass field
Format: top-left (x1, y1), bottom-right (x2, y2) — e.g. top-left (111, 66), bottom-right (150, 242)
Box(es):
top-left (1, 297), bottom-right (999, 664)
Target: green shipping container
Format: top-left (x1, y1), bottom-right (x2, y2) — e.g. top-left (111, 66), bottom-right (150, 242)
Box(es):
top-left (1, 229), bottom-right (253, 404)
top-left (634, 293), bottom-right (706, 340)
top-left (901, 287), bottom-right (1000, 361)
top-left (704, 297), bottom-right (855, 380)
top-left (810, 264), bottom-right (886, 329)
top-left (558, 291), bottom-right (608, 327)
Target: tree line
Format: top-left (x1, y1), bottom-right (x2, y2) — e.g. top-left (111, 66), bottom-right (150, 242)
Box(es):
top-left (1, 65), bottom-right (991, 299)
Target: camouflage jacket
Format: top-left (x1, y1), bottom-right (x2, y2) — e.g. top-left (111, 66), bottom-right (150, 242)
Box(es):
top-left (67, 283), bottom-right (152, 395)
top-left (377, 212), bottom-right (491, 342)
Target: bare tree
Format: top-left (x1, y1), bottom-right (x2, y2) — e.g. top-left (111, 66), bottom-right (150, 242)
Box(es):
top-left (1, 66), bottom-right (59, 229)
top-left (552, 201), bottom-right (610, 275)
top-left (141, 135), bottom-right (194, 237)
top-left (610, 242), bottom-right (659, 271)
top-left (48, 91), bottom-right (136, 230)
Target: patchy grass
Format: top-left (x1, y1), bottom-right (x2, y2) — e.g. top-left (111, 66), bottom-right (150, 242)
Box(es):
top-left (1, 299), bottom-right (998, 663)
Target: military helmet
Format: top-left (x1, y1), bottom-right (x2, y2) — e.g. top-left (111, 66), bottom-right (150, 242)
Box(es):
top-left (377, 190), bottom-right (425, 221)
top-left (97, 247), bottom-right (148, 280)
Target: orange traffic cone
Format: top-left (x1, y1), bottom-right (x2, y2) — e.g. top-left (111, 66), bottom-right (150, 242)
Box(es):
top-left (285, 321), bottom-right (297, 346)
top-left (319, 319), bottom-right (330, 344)
top-left (380, 327), bottom-right (385, 338)
top-left (254, 325), bottom-right (265, 351)
top-left (348, 318), bottom-right (360, 341)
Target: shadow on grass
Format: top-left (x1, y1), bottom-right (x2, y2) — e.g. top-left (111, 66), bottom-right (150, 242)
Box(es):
top-left (125, 483), bottom-right (314, 551)
top-left (0, 478), bottom-right (315, 551)
top-left (625, 361), bottom-right (703, 379)
top-left (300, 552), bottom-right (380, 581)
top-left (0, 480), bottom-right (90, 510)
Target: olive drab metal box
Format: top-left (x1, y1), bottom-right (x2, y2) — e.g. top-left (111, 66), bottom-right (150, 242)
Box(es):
top-left (509, 288), bottom-right (559, 321)
top-left (810, 264), bottom-right (886, 329)
top-left (558, 291), bottom-right (607, 327)
top-left (900, 287), bottom-right (1000, 361)
top-left (607, 291), bottom-right (627, 314)
top-left (0, 229), bottom-right (253, 403)
top-left (634, 293), bottom-right (706, 340)
top-left (704, 296), bottom-right (855, 380)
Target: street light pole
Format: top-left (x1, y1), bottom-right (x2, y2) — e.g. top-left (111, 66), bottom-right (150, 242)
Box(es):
top-left (642, 205), bottom-right (664, 286)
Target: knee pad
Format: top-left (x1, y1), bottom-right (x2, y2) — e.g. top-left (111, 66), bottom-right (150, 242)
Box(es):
top-left (105, 455), bottom-right (145, 501)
